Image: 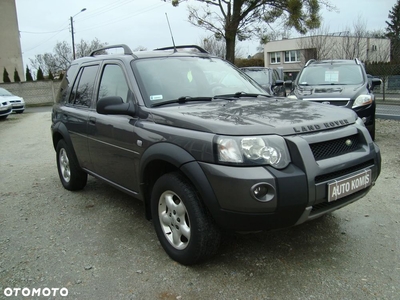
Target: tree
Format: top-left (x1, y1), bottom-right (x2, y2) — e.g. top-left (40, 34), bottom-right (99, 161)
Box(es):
top-left (74, 38), bottom-right (108, 58)
top-left (30, 38), bottom-right (107, 75)
top-left (3, 68), bottom-right (11, 83)
top-left (26, 66), bottom-right (33, 81)
top-left (168, 0), bottom-right (334, 63)
top-left (297, 18), bottom-right (391, 63)
top-left (386, 0), bottom-right (400, 62)
top-left (48, 70), bottom-right (54, 80)
top-left (37, 67), bottom-right (44, 81)
top-left (14, 68), bottom-right (21, 82)
top-left (200, 36), bottom-right (226, 58)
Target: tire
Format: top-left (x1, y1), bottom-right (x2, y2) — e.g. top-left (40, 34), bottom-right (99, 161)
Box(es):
top-left (56, 139), bottom-right (87, 191)
top-left (151, 172), bottom-right (221, 265)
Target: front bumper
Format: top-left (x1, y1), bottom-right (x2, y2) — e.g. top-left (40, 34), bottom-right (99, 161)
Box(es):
top-left (0, 106), bottom-right (12, 117)
top-left (198, 126), bottom-right (381, 232)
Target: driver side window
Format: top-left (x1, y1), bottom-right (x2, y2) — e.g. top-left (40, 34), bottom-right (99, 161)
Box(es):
top-left (98, 64), bottom-right (130, 103)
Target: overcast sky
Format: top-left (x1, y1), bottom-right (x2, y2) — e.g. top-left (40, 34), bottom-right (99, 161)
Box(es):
top-left (15, 0), bottom-right (396, 70)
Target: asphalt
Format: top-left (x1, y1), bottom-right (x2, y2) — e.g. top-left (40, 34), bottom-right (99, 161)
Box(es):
top-left (376, 103), bottom-right (400, 120)
top-left (375, 93), bottom-right (400, 120)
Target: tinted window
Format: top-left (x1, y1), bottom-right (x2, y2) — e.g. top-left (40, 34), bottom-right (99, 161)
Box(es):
top-left (70, 65), bottom-right (99, 107)
top-left (98, 64), bottom-right (130, 103)
top-left (298, 64), bottom-right (364, 85)
top-left (133, 57), bottom-right (265, 106)
top-left (56, 64), bottom-right (79, 104)
top-left (242, 69), bottom-right (271, 85)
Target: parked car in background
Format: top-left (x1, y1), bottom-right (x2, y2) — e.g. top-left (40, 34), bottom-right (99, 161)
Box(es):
top-left (0, 99), bottom-right (12, 120)
top-left (288, 59), bottom-right (381, 140)
top-left (240, 66), bottom-right (288, 96)
top-left (0, 88), bottom-right (25, 114)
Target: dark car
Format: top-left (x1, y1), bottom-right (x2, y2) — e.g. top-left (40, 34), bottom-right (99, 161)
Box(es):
top-left (240, 66), bottom-right (287, 96)
top-left (51, 45), bottom-right (381, 265)
top-left (288, 59), bottom-right (381, 140)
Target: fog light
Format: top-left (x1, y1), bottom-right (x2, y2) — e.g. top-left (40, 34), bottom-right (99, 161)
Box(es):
top-left (362, 117), bottom-right (367, 123)
top-left (250, 183), bottom-right (275, 202)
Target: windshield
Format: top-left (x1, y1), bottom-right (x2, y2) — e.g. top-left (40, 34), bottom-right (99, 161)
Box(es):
top-left (297, 64), bottom-right (364, 86)
top-left (242, 69), bottom-right (271, 86)
top-left (0, 88), bottom-right (13, 96)
top-left (132, 56), bottom-right (266, 107)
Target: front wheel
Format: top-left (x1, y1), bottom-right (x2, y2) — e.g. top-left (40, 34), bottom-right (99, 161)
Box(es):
top-left (56, 139), bottom-right (87, 191)
top-left (151, 172), bottom-right (221, 265)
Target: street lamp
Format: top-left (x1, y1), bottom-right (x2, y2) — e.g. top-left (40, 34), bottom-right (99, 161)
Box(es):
top-left (70, 8), bottom-right (87, 60)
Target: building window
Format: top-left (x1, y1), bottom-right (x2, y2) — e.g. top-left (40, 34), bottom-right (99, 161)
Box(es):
top-left (270, 52), bottom-right (281, 64)
top-left (284, 50), bottom-right (300, 63)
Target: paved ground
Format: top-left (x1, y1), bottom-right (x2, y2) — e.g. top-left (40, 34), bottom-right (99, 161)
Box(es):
top-left (0, 110), bottom-right (399, 300)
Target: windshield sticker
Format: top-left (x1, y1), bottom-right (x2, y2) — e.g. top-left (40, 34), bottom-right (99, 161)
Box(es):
top-left (150, 95), bottom-right (163, 101)
top-left (325, 71), bottom-right (339, 82)
top-left (187, 71), bottom-right (193, 82)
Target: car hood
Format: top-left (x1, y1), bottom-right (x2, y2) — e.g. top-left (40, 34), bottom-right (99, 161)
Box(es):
top-left (148, 98), bottom-right (357, 135)
top-left (0, 95), bottom-right (24, 102)
top-left (294, 84), bottom-right (364, 99)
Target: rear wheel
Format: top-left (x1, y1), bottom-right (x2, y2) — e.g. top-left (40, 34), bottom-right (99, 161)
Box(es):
top-left (56, 139), bottom-right (87, 190)
top-left (151, 172), bottom-right (221, 265)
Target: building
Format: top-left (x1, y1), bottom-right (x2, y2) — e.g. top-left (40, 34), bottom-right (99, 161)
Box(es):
top-left (0, 0), bottom-right (24, 83)
top-left (264, 35), bottom-right (391, 81)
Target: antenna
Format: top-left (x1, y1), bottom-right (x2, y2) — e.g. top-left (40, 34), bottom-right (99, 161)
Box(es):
top-left (165, 13), bottom-right (177, 52)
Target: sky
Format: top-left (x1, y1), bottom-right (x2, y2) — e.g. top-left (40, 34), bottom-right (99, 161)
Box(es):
top-left (15, 0), bottom-right (397, 71)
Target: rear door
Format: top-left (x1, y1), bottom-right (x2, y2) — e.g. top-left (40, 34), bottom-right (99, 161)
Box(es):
top-left (87, 61), bottom-right (141, 193)
top-left (64, 63), bottom-right (100, 168)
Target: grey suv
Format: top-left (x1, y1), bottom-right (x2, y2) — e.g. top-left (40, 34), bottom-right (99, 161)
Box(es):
top-left (51, 44), bottom-right (381, 265)
top-left (288, 59), bottom-right (381, 140)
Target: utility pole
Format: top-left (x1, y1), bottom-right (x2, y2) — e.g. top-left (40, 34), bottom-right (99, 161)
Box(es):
top-left (70, 8), bottom-right (86, 60)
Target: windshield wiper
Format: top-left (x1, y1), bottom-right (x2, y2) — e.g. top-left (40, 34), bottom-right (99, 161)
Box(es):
top-left (151, 96), bottom-right (212, 107)
top-left (214, 92), bottom-right (271, 99)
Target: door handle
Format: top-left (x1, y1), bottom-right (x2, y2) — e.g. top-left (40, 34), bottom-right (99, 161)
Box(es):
top-left (89, 117), bottom-right (96, 125)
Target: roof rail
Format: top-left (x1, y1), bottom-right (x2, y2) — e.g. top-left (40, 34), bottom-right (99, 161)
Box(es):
top-left (305, 59), bottom-right (316, 67)
top-left (89, 44), bottom-right (133, 56)
top-left (154, 45), bottom-right (208, 53)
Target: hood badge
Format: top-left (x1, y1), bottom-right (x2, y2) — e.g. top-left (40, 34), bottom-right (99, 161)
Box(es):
top-left (293, 119), bottom-right (350, 133)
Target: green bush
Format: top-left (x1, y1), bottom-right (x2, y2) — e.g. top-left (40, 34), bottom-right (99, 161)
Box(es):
top-left (3, 68), bottom-right (11, 83)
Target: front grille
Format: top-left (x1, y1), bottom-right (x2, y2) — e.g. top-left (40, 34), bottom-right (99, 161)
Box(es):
top-left (314, 100), bottom-right (349, 107)
top-left (315, 160), bottom-right (374, 184)
top-left (310, 134), bottom-right (361, 160)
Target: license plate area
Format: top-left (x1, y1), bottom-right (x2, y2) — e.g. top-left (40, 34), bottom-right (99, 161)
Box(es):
top-left (328, 169), bottom-right (372, 202)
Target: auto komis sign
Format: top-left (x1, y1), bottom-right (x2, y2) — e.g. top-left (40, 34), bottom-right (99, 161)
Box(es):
top-left (328, 169), bottom-right (371, 202)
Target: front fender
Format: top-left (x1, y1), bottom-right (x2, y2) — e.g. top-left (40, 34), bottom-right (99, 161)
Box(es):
top-left (140, 143), bottom-right (220, 220)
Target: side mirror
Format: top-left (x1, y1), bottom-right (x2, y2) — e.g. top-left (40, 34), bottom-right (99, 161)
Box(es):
top-left (370, 78), bottom-right (382, 91)
top-left (97, 96), bottom-right (135, 116)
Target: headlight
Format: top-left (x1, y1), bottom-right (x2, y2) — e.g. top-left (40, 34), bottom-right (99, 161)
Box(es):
top-left (286, 95), bottom-right (298, 100)
top-left (353, 95), bottom-right (372, 108)
top-left (216, 135), bottom-right (291, 169)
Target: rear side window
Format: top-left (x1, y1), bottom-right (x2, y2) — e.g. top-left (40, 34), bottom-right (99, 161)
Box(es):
top-left (69, 65), bottom-right (99, 107)
top-left (56, 64), bottom-right (79, 104)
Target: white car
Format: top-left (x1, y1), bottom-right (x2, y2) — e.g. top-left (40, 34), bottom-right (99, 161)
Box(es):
top-left (0, 87), bottom-right (25, 114)
top-left (0, 99), bottom-right (12, 120)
